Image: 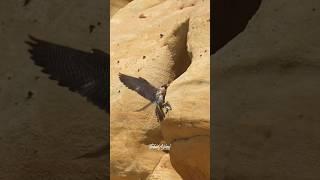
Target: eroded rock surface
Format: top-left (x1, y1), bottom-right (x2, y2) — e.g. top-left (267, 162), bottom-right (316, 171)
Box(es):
top-left (146, 154), bottom-right (182, 180)
top-left (110, 0), bottom-right (210, 179)
top-left (0, 1), bottom-right (107, 179)
top-left (110, 0), bottom-right (133, 17)
top-left (213, 0), bottom-right (320, 179)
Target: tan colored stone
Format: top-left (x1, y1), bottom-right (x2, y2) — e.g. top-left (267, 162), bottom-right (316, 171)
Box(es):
top-left (170, 136), bottom-right (210, 180)
top-left (111, 0), bottom-right (133, 17)
top-left (111, 0), bottom-right (210, 179)
top-left (146, 154), bottom-right (183, 180)
top-left (0, 1), bottom-right (108, 179)
top-left (161, 1), bottom-right (210, 179)
top-left (214, 0), bottom-right (320, 179)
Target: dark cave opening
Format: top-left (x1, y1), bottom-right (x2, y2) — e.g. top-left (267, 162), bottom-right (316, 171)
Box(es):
top-left (212, 0), bottom-right (262, 54)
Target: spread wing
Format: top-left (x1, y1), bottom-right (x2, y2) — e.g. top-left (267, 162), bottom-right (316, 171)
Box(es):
top-left (119, 73), bottom-right (158, 102)
top-left (26, 35), bottom-right (109, 112)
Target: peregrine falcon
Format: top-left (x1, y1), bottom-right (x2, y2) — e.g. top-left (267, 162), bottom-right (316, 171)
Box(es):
top-left (118, 73), bottom-right (172, 122)
top-left (155, 84), bottom-right (173, 121)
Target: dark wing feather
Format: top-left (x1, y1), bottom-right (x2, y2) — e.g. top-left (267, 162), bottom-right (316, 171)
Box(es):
top-left (118, 73), bottom-right (158, 102)
top-left (26, 35), bottom-right (109, 112)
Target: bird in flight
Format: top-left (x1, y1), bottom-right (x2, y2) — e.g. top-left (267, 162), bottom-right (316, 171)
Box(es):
top-left (25, 35), bottom-right (109, 159)
top-left (118, 73), bottom-right (172, 122)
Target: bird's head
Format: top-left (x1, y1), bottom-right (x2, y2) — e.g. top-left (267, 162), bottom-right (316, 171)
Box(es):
top-left (161, 84), bottom-right (168, 89)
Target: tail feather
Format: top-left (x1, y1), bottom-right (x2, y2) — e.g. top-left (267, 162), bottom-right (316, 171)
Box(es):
top-left (135, 102), bottom-right (153, 112)
top-left (155, 105), bottom-right (165, 122)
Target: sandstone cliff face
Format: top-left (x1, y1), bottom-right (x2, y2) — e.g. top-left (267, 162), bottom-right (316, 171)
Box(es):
top-left (214, 0), bottom-right (320, 179)
top-left (110, 0), bottom-right (133, 17)
top-left (0, 1), bottom-right (107, 179)
top-left (110, 0), bottom-right (210, 179)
